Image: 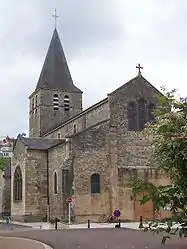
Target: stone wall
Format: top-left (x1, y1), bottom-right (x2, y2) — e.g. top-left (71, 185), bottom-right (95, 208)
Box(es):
top-left (108, 77), bottom-right (158, 169)
top-left (48, 142), bottom-right (68, 219)
top-left (24, 75), bottom-right (171, 223)
top-left (29, 90), bottom-right (41, 138)
top-left (72, 120), bottom-right (111, 222)
top-left (85, 99), bottom-right (109, 127)
top-left (29, 89), bottom-right (82, 137)
top-left (44, 98), bottom-right (109, 139)
top-left (11, 140), bottom-right (27, 219)
top-left (11, 140), bottom-right (48, 221)
top-left (106, 77), bottom-right (169, 221)
top-left (117, 168), bottom-right (170, 221)
top-left (25, 150), bottom-right (48, 221)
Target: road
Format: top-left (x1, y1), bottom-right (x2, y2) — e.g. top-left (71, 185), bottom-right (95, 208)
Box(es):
top-left (0, 228), bottom-right (187, 249)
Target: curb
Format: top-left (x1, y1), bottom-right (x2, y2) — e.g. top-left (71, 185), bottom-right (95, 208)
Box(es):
top-left (0, 236), bottom-right (53, 249)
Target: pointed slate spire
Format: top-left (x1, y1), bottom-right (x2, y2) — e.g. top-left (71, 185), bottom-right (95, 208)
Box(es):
top-left (35, 29), bottom-right (82, 93)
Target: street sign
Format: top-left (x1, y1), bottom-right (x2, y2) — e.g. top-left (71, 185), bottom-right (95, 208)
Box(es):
top-left (66, 197), bottom-right (72, 204)
top-left (113, 209), bottom-right (121, 217)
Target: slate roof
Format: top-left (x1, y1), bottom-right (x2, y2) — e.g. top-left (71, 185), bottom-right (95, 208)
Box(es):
top-left (19, 136), bottom-right (65, 150)
top-left (34, 28), bottom-right (82, 94)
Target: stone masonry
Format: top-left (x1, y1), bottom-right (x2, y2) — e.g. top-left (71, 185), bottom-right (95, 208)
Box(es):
top-left (11, 27), bottom-right (171, 222)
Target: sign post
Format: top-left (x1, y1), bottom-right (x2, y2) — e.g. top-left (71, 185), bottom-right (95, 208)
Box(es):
top-left (68, 203), bottom-right (71, 225)
top-left (66, 197), bottom-right (72, 225)
top-left (113, 209), bottom-right (121, 228)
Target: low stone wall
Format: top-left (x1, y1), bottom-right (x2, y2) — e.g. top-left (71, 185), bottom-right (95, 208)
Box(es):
top-left (0, 236), bottom-right (52, 249)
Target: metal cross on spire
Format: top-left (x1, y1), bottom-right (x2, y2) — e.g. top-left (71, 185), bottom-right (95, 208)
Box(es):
top-left (136, 63), bottom-right (143, 76)
top-left (52, 8), bottom-right (59, 29)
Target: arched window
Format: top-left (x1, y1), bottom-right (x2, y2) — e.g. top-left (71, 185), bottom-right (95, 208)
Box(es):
top-left (32, 98), bottom-right (34, 111)
top-left (62, 169), bottom-right (69, 195)
top-left (35, 95), bottom-right (38, 112)
top-left (35, 95), bottom-right (38, 107)
top-left (127, 102), bottom-right (137, 130)
top-left (64, 95), bottom-right (70, 111)
top-left (91, 173), bottom-right (100, 194)
top-left (53, 94), bottom-right (59, 111)
top-left (148, 103), bottom-right (155, 123)
top-left (13, 166), bottom-right (22, 202)
top-left (54, 171), bottom-right (57, 194)
top-left (138, 98), bottom-right (147, 130)
top-left (73, 124), bottom-right (77, 134)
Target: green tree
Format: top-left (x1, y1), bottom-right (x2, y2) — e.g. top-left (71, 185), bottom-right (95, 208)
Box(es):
top-left (0, 157), bottom-right (6, 171)
top-left (131, 87), bottom-right (187, 243)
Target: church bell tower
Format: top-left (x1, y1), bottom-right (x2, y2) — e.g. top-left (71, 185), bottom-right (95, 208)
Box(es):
top-left (29, 28), bottom-right (83, 138)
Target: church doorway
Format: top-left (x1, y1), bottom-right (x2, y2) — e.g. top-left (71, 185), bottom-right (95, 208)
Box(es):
top-left (134, 192), bottom-right (154, 221)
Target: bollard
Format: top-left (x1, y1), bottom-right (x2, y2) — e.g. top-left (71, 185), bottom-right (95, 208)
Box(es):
top-left (139, 216), bottom-right (143, 228)
top-left (55, 218), bottom-right (58, 230)
top-left (88, 219), bottom-right (90, 228)
top-left (118, 219), bottom-right (121, 228)
top-left (115, 219), bottom-right (121, 228)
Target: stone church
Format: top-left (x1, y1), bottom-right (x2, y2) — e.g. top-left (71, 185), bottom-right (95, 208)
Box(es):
top-left (11, 28), bottom-right (170, 222)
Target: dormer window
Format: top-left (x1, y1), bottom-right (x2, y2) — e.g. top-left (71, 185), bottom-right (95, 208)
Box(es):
top-left (53, 94), bottom-right (59, 111)
top-left (64, 95), bottom-right (70, 111)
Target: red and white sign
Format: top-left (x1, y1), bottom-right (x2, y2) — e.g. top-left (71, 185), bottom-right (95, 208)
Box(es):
top-left (66, 197), bottom-right (72, 203)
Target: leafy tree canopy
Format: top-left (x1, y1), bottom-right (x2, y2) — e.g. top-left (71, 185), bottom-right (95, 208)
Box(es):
top-left (0, 157), bottom-right (6, 171)
top-left (131, 87), bottom-right (187, 243)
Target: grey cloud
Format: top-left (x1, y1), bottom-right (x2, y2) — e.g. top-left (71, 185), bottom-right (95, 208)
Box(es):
top-left (1, 0), bottom-right (122, 60)
top-left (1, 0), bottom-right (187, 137)
top-left (0, 0), bottom-right (122, 137)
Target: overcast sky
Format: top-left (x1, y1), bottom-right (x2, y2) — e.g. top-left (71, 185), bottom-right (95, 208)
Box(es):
top-left (0, 0), bottom-right (187, 137)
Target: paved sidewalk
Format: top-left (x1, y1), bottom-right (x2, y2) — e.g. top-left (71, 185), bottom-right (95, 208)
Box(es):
top-left (0, 236), bottom-right (53, 249)
top-left (0, 219), bottom-right (143, 230)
